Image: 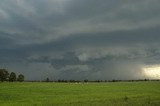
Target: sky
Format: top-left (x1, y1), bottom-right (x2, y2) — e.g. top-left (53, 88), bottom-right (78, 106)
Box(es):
top-left (0, 0), bottom-right (160, 81)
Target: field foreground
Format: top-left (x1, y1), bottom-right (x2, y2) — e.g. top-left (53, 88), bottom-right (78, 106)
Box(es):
top-left (0, 81), bottom-right (160, 106)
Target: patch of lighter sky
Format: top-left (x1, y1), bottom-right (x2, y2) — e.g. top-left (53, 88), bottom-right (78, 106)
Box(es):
top-left (143, 65), bottom-right (160, 79)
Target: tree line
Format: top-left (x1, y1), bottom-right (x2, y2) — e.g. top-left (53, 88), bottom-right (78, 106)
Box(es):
top-left (0, 69), bottom-right (24, 82)
top-left (43, 78), bottom-right (160, 83)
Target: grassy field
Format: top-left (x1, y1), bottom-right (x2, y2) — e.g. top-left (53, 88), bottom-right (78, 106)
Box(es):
top-left (0, 81), bottom-right (160, 106)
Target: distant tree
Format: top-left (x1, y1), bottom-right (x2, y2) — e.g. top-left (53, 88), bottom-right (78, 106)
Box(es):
top-left (69, 80), bottom-right (75, 83)
top-left (9, 72), bottom-right (16, 82)
top-left (84, 79), bottom-right (88, 83)
top-left (46, 77), bottom-right (49, 82)
top-left (64, 80), bottom-right (68, 83)
top-left (95, 80), bottom-right (101, 82)
top-left (0, 69), bottom-right (9, 82)
top-left (17, 74), bottom-right (24, 82)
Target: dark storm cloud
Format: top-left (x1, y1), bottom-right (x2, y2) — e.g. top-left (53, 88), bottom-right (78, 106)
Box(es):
top-left (0, 0), bottom-right (160, 80)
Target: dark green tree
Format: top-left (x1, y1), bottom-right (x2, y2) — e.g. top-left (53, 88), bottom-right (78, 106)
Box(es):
top-left (46, 77), bottom-right (49, 82)
top-left (84, 79), bottom-right (88, 83)
top-left (17, 74), bottom-right (24, 82)
top-left (9, 72), bottom-right (16, 82)
top-left (0, 69), bottom-right (9, 82)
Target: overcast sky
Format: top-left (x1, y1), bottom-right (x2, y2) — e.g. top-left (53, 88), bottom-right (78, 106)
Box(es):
top-left (1, 0), bottom-right (160, 81)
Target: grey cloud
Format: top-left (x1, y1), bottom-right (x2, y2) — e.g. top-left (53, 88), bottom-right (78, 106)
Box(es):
top-left (1, 0), bottom-right (160, 44)
top-left (1, 0), bottom-right (160, 80)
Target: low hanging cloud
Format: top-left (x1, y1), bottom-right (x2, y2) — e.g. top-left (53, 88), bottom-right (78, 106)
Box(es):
top-left (0, 0), bottom-right (160, 80)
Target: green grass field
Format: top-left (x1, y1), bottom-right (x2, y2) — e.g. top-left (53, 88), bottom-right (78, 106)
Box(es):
top-left (0, 81), bottom-right (160, 106)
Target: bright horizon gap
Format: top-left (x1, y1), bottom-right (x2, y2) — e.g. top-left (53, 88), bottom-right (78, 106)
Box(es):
top-left (143, 65), bottom-right (160, 79)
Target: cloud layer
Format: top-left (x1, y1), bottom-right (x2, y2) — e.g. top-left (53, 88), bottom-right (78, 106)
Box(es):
top-left (1, 0), bottom-right (160, 80)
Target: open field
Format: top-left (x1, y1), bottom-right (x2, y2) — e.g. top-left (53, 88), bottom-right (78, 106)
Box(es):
top-left (0, 81), bottom-right (160, 106)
